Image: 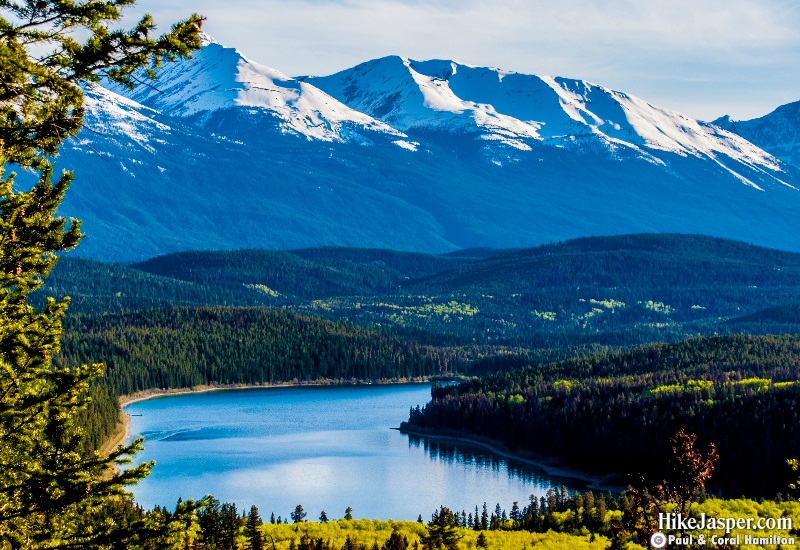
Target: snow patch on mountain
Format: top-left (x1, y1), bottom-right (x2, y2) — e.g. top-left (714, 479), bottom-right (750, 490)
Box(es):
top-left (393, 140), bottom-right (420, 151)
top-left (310, 57), bottom-right (784, 179)
top-left (107, 38), bottom-right (403, 143)
top-left (92, 37), bottom-right (791, 194)
top-left (308, 56), bottom-right (542, 150)
top-left (79, 84), bottom-right (172, 154)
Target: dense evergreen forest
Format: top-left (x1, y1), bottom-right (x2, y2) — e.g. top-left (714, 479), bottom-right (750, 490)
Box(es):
top-left (40, 234), bottom-right (800, 497)
top-left (133, 248), bottom-right (473, 301)
top-left (59, 307), bottom-right (469, 450)
top-left (402, 334), bottom-right (800, 498)
top-left (49, 234), bottom-right (800, 346)
top-left (40, 257), bottom-right (275, 311)
top-left (325, 233), bottom-right (800, 345)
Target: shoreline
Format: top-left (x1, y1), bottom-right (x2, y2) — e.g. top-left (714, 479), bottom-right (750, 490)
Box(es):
top-left (398, 427), bottom-right (626, 494)
top-left (98, 409), bottom-right (131, 456)
top-left (100, 381), bottom-right (624, 495)
top-left (103, 378), bottom-right (436, 451)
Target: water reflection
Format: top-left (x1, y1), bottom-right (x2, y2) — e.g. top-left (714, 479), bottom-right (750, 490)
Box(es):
top-left (125, 385), bottom-right (587, 517)
top-left (407, 434), bottom-right (590, 490)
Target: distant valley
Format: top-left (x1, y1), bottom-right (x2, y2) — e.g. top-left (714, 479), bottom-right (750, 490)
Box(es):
top-left (48, 234), bottom-right (800, 346)
top-left (48, 233), bottom-right (800, 496)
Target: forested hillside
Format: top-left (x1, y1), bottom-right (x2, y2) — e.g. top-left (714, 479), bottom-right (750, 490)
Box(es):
top-left (132, 248), bottom-right (473, 300)
top-left (40, 257), bottom-right (274, 312)
top-left (61, 307), bottom-right (469, 450)
top-left (298, 234), bottom-right (800, 346)
top-left (402, 334), bottom-right (800, 498)
top-left (46, 235), bottom-right (800, 345)
top-left (44, 234), bottom-right (800, 479)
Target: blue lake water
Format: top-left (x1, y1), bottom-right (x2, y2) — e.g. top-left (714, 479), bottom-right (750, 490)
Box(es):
top-left (124, 384), bottom-right (584, 520)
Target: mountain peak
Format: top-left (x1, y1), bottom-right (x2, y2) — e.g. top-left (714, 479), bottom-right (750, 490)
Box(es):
top-left (713, 100), bottom-right (800, 170)
top-left (197, 31), bottom-right (218, 47)
top-left (100, 40), bottom-right (790, 191)
top-left (308, 57), bottom-right (784, 180)
top-left (105, 39), bottom-right (402, 143)
top-left (61, 46), bottom-right (800, 261)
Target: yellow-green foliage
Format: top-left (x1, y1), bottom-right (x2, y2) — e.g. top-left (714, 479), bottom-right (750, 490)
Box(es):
top-left (640, 300), bottom-right (673, 314)
top-left (789, 459), bottom-right (800, 492)
top-left (649, 379), bottom-right (714, 397)
top-left (253, 499), bottom-right (800, 550)
top-left (533, 310), bottom-right (557, 321)
top-left (243, 283), bottom-right (280, 297)
top-left (260, 519), bottom-right (425, 549)
top-left (733, 377), bottom-right (771, 390)
top-left (369, 300), bottom-right (479, 323)
top-left (259, 520), bottom-right (608, 550)
top-left (573, 298), bottom-right (626, 324)
top-left (553, 380), bottom-right (574, 392)
top-left (507, 394), bottom-right (525, 405)
top-left (649, 377), bottom-right (796, 398)
top-left (310, 299), bottom-right (336, 311)
top-left (458, 529), bottom-right (607, 549)
top-left (589, 299), bottom-right (626, 310)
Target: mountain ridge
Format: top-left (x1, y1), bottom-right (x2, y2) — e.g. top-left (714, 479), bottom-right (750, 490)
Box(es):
top-left (713, 100), bottom-right (800, 171)
top-left (102, 34), bottom-right (405, 145)
top-left (307, 54), bottom-right (786, 184)
top-left (53, 37), bottom-right (800, 261)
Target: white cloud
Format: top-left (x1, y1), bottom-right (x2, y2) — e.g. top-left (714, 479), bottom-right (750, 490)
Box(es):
top-left (122, 0), bottom-right (800, 120)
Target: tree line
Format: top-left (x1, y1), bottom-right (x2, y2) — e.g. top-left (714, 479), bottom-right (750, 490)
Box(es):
top-left (55, 306), bottom-right (470, 450)
top-left (402, 334), bottom-right (800, 497)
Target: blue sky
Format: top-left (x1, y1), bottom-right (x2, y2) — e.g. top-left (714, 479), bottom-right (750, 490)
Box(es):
top-left (124, 0), bottom-right (800, 121)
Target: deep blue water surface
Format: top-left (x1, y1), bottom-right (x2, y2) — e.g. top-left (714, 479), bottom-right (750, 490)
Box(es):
top-left (124, 384), bottom-right (582, 520)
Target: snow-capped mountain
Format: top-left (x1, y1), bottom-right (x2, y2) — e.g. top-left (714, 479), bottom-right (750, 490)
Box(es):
top-left (54, 38), bottom-right (800, 261)
top-left (307, 56), bottom-right (784, 187)
top-left (714, 101), bottom-right (800, 171)
top-left (104, 34), bottom-right (402, 143)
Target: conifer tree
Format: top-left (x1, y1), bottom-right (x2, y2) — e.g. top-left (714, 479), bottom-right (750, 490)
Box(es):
top-left (246, 505), bottom-right (263, 550)
top-left (0, 1), bottom-right (202, 547)
top-left (423, 506), bottom-right (460, 550)
top-left (219, 502), bottom-right (240, 549)
top-left (290, 504), bottom-right (306, 523)
top-left (382, 530), bottom-right (408, 550)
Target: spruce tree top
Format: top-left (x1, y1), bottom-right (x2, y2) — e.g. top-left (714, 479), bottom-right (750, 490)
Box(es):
top-left (0, 0), bottom-right (203, 168)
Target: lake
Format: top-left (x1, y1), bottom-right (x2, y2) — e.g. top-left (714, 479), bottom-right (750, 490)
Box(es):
top-left (124, 384), bottom-right (585, 520)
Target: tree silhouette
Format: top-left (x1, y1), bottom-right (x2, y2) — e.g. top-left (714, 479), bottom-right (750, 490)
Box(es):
top-left (247, 505), bottom-right (264, 550)
top-left (291, 504), bottom-right (307, 523)
top-left (671, 428), bottom-right (719, 513)
top-left (422, 506), bottom-right (461, 550)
